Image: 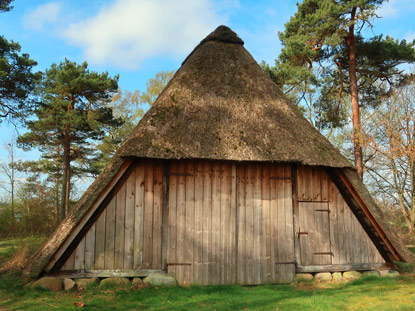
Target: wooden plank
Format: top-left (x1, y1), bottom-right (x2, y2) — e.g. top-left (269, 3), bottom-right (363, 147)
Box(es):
top-left (176, 161), bottom-right (186, 285)
top-left (143, 160), bottom-right (154, 269)
top-left (253, 165), bottom-right (261, 284)
top-left (104, 197), bottom-right (116, 269)
top-left (84, 223), bottom-right (95, 270)
top-left (230, 163), bottom-right (237, 284)
top-left (283, 165), bottom-right (295, 282)
top-left (245, 165), bottom-right (254, 284)
top-left (329, 180), bottom-right (339, 265)
top-left (270, 164), bottom-right (278, 282)
top-left (276, 165), bottom-right (287, 280)
top-left (262, 164), bottom-right (271, 283)
top-left (220, 163), bottom-right (230, 284)
top-left (61, 252), bottom-right (75, 270)
top-left (45, 159), bottom-right (134, 272)
top-left (194, 161), bottom-right (204, 284)
top-left (167, 161), bottom-right (177, 279)
top-left (50, 269), bottom-right (165, 279)
top-left (236, 164), bottom-right (245, 284)
top-left (153, 163), bottom-right (163, 269)
top-left (312, 167), bottom-right (321, 201)
top-left (291, 165), bottom-right (301, 278)
top-left (211, 161), bottom-right (221, 285)
top-left (124, 170), bottom-right (135, 269)
top-left (336, 188), bottom-right (347, 264)
top-left (134, 163), bottom-right (145, 269)
top-left (296, 262), bottom-right (395, 273)
top-left (185, 160), bottom-right (195, 284)
top-left (74, 237), bottom-right (85, 270)
top-left (94, 209), bottom-right (106, 270)
top-left (114, 183), bottom-right (126, 268)
top-left (297, 166), bottom-right (305, 200)
top-left (202, 161), bottom-right (212, 285)
top-left (321, 170), bottom-right (329, 202)
top-left (161, 162), bottom-right (169, 271)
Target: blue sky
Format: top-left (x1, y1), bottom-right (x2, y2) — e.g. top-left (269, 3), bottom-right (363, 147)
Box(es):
top-left (0, 0), bottom-right (414, 195)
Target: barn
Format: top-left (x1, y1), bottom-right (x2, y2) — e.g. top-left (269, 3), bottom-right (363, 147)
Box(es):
top-left (25, 26), bottom-right (414, 285)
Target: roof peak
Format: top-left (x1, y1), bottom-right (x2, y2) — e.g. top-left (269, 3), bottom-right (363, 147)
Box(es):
top-left (200, 25), bottom-right (244, 45)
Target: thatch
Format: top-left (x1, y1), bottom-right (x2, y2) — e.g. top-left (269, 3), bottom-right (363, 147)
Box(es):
top-left (118, 26), bottom-right (352, 168)
top-left (24, 25), bottom-right (413, 278)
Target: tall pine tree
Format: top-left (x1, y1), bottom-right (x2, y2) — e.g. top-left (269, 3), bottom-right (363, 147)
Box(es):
top-left (18, 59), bottom-right (121, 219)
top-left (275, 0), bottom-right (415, 179)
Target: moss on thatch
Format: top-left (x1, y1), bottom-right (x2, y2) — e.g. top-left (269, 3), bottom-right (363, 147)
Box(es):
top-left (119, 26), bottom-right (352, 168)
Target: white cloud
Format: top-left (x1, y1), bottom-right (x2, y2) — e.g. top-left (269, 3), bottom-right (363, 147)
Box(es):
top-left (22, 2), bottom-right (62, 31)
top-left (405, 32), bottom-right (415, 43)
top-left (63, 0), bottom-right (226, 69)
top-left (376, 0), bottom-right (398, 18)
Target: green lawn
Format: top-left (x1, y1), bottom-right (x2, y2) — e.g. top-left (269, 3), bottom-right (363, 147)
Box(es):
top-left (1, 238), bottom-right (415, 311)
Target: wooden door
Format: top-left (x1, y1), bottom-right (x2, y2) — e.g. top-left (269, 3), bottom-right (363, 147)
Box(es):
top-left (298, 202), bottom-right (332, 265)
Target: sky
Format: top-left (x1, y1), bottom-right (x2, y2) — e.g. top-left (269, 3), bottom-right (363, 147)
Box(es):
top-left (0, 0), bottom-right (414, 195)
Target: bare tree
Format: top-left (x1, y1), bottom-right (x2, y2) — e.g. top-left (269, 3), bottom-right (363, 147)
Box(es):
top-left (365, 81), bottom-right (415, 233)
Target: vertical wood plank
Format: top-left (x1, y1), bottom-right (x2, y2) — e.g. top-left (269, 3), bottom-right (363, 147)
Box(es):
top-left (185, 160), bottom-right (195, 284)
top-left (167, 161), bottom-right (177, 279)
top-left (329, 180), bottom-right (339, 264)
top-left (253, 165), bottom-right (261, 284)
top-left (62, 252), bottom-right (75, 270)
top-left (245, 165), bottom-right (254, 284)
top-left (230, 163), bottom-right (237, 284)
top-left (312, 167), bottom-right (321, 201)
top-left (176, 161), bottom-right (186, 285)
top-left (220, 163), bottom-right (230, 284)
top-left (114, 183), bottom-right (126, 268)
top-left (104, 197), bottom-right (116, 269)
top-left (134, 163), bottom-right (145, 269)
top-left (262, 164), bottom-right (271, 283)
top-left (202, 161), bottom-right (212, 285)
top-left (124, 170), bottom-right (135, 269)
top-left (143, 160), bottom-right (154, 269)
top-left (194, 161), bottom-right (204, 284)
top-left (211, 161), bottom-right (221, 285)
top-left (74, 237), bottom-right (85, 270)
top-left (236, 164), bottom-right (246, 284)
top-left (85, 223), bottom-right (95, 270)
top-left (153, 163), bottom-right (163, 269)
top-left (270, 164), bottom-right (278, 282)
top-left (94, 209), bottom-right (106, 270)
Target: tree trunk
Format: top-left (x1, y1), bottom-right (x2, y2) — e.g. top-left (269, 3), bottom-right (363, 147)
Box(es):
top-left (347, 7), bottom-right (364, 180)
top-left (60, 102), bottom-right (73, 220)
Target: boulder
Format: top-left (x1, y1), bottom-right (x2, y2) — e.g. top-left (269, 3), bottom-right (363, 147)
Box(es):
top-left (332, 272), bottom-right (342, 281)
top-left (315, 272), bottom-right (332, 281)
top-left (379, 270), bottom-right (400, 278)
top-left (362, 271), bottom-right (380, 277)
top-left (75, 277), bottom-right (99, 288)
top-left (63, 278), bottom-right (76, 290)
top-left (294, 273), bottom-right (313, 281)
top-left (143, 273), bottom-right (177, 287)
top-left (132, 278), bottom-right (143, 285)
top-left (100, 277), bottom-right (131, 287)
top-left (32, 277), bottom-right (62, 291)
top-left (343, 271), bottom-right (361, 280)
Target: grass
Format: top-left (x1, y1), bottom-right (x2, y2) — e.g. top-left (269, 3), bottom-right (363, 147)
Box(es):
top-left (1, 238), bottom-right (415, 311)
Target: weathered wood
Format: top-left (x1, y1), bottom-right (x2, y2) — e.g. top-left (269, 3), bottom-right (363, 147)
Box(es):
top-left (270, 164), bottom-right (278, 282)
top-left (46, 159), bottom-right (134, 272)
top-left (297, 262), bottom-right (395, 273)
top-left (143, 160), bottom-right (154, 269)
top-left (211, 162), bottom-right (221, 285)
top-left (176, 161), bottom-right (186, 284)
top-left (262, 164), bottom-right (271, 283)
top-left (104, 197), bottom-right (116, 269)
top-left (194, 161), bottom-right (203, 284)
top-left (74, 237), bottom-right (85, 270)
top-left (153, 163), bottom-right (163, 269)
top-left (61, 251), bottom-right (75, 270)
top-left (115, 183), bottom-right (126, 268)
top-left (202, 161), bottom-right (212, 285)
top-left (230, 163), bottom-right (237, 284)
top-left (124, 170), bottom-right (135, 269)
top-left (245, 165), bottom-right (254, 284)
top-left (50, 269), bottom-right (165, 279)
top-left (185, 160), bottom-right (195, 284)
top-left (94, 209), bottom-right (106, 269)
top-left (236, 164), bottom-right (245, 284)
top-left (253, 165), bottom-right (261, 284)
top-left (167, 161), bottom-right (177, 278)
top-left (84, 223), bottom-right (95, 270)
top-left (161, 162), bottom-right (169, 271)
top-left (133, 163), bottom-right (145, 269)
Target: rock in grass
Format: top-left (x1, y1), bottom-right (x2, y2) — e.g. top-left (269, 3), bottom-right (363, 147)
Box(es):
top-left (132, 278), bottom-right (143, 285)
top-left (332, 272), bottom-right (342, 281)
top-left (100, 277), bottom-right (131, 287)
top-left (362, 271), bottom-right (380, 277)
top-left (380, 270), bottom-right (400, 278)
top-left (32, 277), bottom-right (62, 291)
top-left (294, 273), bottom-right (313, 281)
top-left (315, 272), bottom-right (332, 281)
top-left (75, 277), bottom-right (98, 288)
top-left (143, 274), bottom-right (177, 287)
top-left (63, 278), bottom-right (76, 290)
top-left (343, 271), bottom-right (361, 280)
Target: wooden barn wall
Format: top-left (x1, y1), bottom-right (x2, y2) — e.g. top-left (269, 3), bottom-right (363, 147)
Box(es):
top-left (60, 159), bottom-right (295, 285)
top-left (296, 166), bottom-right (385, 266)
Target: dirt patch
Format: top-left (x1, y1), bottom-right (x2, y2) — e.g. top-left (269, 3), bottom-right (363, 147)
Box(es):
top-left (0, 246), bottom-right (29, 273)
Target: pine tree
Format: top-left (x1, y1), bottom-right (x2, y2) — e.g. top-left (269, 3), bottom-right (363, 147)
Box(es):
top-left (18, 59), bottom-right (120, 219)
top-left (275, 0), bottom-right (415, 179)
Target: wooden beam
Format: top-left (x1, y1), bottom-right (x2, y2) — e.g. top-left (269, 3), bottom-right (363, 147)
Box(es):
top-left (49, 269), bottom-right (164, 279)
top-left (45, 158), bottom-right (136, 273)
top-left (291, 165), bottom-right (301, 267)
top-left (296, 262), bottom-right (395, 273)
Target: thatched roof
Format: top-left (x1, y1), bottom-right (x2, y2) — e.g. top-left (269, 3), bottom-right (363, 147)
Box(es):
top-left (24, 26), bottom-right (413, 278)
top-left (118, 25), bottom-right (352, 168)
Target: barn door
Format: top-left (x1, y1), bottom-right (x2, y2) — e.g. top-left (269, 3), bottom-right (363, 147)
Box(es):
top-left (297, 202), bottom-right (332, 265)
